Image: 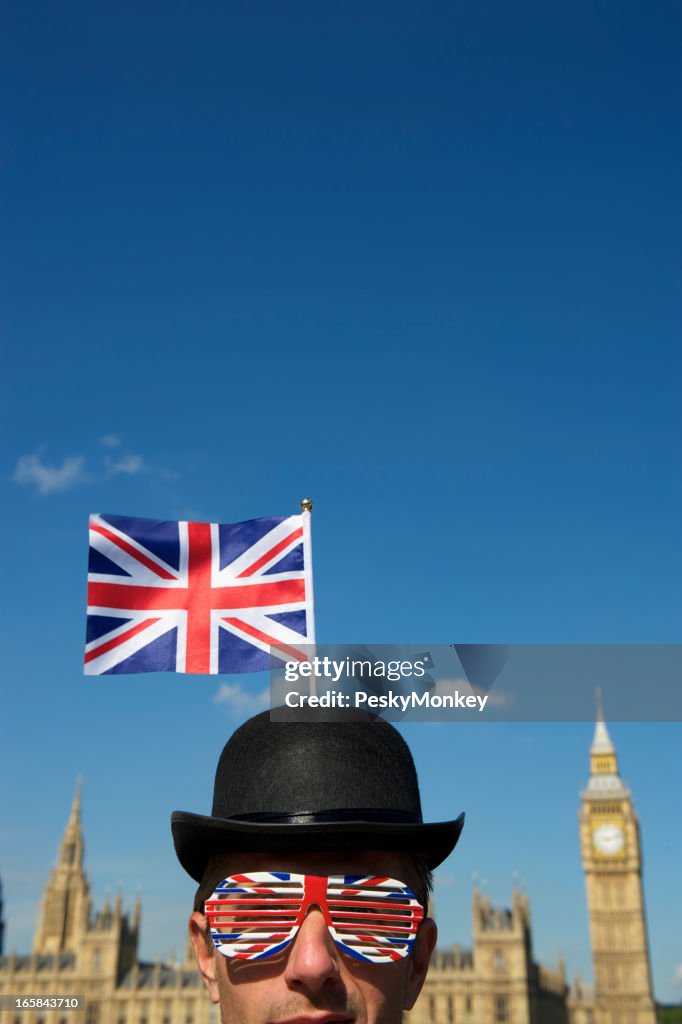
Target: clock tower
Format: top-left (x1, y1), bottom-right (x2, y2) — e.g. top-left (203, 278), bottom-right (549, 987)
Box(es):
top-left (579, 692), bottom-right (656, 1024)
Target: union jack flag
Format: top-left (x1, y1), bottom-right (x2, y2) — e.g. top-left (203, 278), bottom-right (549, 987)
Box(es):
top-left (84, 512), bottom-right (313, 675)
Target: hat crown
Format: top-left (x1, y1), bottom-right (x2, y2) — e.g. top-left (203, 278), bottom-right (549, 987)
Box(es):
top-left (171, 708), bottom-right (465, 883)
top-left (211, 711), bottom-right (424, 824)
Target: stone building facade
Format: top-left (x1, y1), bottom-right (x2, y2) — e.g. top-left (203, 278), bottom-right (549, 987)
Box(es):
top-left (0, 787), bottom-right (213, 1024)
top-left (407, 886), bottom-right (569, 1024)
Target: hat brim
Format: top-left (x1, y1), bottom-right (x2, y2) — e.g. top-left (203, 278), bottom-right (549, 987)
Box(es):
top-left (171, 810), bottom-right (465, 882)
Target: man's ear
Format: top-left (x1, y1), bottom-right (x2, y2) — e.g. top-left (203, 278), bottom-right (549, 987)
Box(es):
top-left (189, 912), bottom-right (220, 1004)
top-left (403, 917), bottom-right (437, 1011)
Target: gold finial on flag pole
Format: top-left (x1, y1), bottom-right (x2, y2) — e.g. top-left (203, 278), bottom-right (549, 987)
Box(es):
top-left (300, 497), bottom-right (313, 513)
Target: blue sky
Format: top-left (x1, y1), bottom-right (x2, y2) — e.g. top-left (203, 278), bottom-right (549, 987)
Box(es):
top-left (1, 0), bottom-right (680, 1003)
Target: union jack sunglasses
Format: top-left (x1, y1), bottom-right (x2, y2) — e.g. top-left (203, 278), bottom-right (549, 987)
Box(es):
top-left (205, 871), bottom-right (425, 964)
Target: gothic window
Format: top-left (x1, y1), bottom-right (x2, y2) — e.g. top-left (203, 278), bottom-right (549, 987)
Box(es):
top-left (494, 949), bottom-right (505, 971)
top-left (466, 996), bottom-right (472, 1016)
top-left (494, 995), bottom-right (508, 1022)
top-left (92, 950), bottom-right (101, 971)
top-left (447, 995), bottom-right (454, 1023)
top-left (86, 1004), bottom-right (99, 1024)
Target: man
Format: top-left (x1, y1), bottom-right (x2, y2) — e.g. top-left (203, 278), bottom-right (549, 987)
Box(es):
top-left (171, 709), bottom-right (464, 1024)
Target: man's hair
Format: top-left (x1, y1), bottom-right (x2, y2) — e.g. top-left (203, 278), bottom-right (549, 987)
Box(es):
top-left (193, 852), bottom-right (434, 949)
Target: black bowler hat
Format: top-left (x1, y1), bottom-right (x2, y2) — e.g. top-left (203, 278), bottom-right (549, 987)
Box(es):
top-left (171, 709), bottom-right (464, 881)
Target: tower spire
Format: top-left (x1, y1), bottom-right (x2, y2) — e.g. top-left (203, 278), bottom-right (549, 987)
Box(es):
top-left (68, 776), bottom-right (82, 828)
top-left (591, 690), bottom-right (615, 756)
top-left (33, 783), bottom-right (91, 954)
top-left (59, 777), bottom-right (85, 869)
top-left (582, 691), bottom-right (628, 802)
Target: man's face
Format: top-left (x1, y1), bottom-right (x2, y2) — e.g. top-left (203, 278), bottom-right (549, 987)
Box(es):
top-left (189, 849), bottom-right (437, 1024)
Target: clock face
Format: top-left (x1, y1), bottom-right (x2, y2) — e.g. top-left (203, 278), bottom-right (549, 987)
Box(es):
top-left (593, 822), bottom-right (625, 856)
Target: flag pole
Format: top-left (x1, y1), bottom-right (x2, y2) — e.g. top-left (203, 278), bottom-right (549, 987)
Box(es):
top-left (300, 497), bottom-right (316, 696)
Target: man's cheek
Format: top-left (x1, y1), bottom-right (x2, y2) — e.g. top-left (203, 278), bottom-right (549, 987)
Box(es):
top-left (350, 962), bottom-right (408, 1021)
top-left (215, 964), bottom-right (247, 1024)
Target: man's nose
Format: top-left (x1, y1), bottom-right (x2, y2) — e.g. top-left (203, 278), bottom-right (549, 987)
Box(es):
top-left (283, 908), bottom-right (341, 993)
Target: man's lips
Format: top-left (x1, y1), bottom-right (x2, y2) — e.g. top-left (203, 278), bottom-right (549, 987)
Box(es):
top-left (270, 1016), bottom-right (354, 1024)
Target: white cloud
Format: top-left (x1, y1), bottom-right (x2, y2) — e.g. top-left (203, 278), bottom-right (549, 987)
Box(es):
top-left (431, 677), bottom-right (514, 708)
top-left (478, 688), bottom-right (513, 709)
top-left (106, 453), bottom-right (146, 476)
top-left (13, 450), bottom-right (87, 495)
top-left (13, 443), bottom-right (178, 495)
top-left (214, 682), bottom-right (270, 716)
top-left (104, 450), bottom-right (178, 481)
